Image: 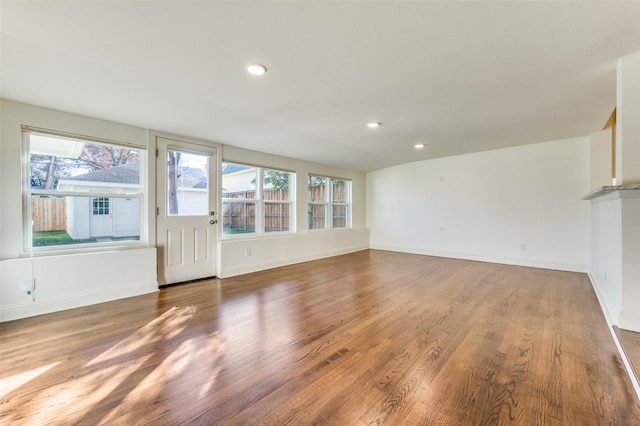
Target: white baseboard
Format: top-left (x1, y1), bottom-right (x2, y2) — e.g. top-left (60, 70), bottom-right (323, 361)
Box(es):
top-left (369, 244), bottom-right (588, 273)
top-left (219, 244), bottom-right (369, 278)
top-left (0, 282), bottom-right (158, 322)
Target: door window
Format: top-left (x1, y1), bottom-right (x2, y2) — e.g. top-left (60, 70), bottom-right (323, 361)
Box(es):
top-left (166, 149), bottom-right (210, 216)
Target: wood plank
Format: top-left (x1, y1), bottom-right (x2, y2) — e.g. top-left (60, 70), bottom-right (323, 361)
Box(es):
top-left (1, 250), bottom-right (638, 424)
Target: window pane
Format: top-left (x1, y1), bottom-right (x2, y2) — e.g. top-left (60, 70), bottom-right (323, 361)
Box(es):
top-left (308, 176), bottom-right (326, 202)
top-left (167, 150), bottom-right (209, 216)
top-left (222, 163), bottom-right (257, 199)
top-left (31, 194), bottom-right (140, 246)
top-left (332, 205), bottom-right (348, 229)
top-left (29, 134), bottom-right (141, 191)
top-left (331, 179), bottom-right (348, 203)
top-left (27, 131), bottom-right (143, 250)
top-left (308, 204), bottom-right (326, 229)
top-left (222, 201), bottom-right (256, 234)
top-left (265, 202), bottom-right (290, 233)
top-left (263, 169), bottom-right (291, 201)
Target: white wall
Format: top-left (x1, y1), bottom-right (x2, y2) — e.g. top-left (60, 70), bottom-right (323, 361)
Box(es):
top-left (588, 191), bottom-right (640, 330)
top-left (67, 197), bottom-right (91, 240)
top-left (113, 198), bottom-right (141, 237)
top-left (222, 169), bottom-right (255, 193)
top-left (367, 137), bottom-right (590, 272)
top-left (0, 100), bottom-right (157, 321)
top-left (620, 196), bottom-right (640, 329)
top-left (174, 188), bottom-right (207, 215)
top-left (219, 145), bottom-right (368, 278)
top-left (616, 53), bottom-right (640, 184)
top-left (589, 194), bottom-right (623, 323)
top-left (1, 249), bottom-right (157, 321)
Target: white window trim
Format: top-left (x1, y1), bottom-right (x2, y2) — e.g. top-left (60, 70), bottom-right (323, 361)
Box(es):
top-left (22, 129), bottom-right (147, 254)
top-left (308, 175), bottom-right (352, 231)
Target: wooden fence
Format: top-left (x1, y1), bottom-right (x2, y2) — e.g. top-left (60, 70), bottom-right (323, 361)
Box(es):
top-left (223, 184), bottom-right (346, 232)
top-left (32, 196), bottom-right (67, 231)
top-left (223, 189), bottom-right (290, 232)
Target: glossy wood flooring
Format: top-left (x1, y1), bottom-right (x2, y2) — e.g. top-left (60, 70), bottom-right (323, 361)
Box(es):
top-left (1, 250), bottom-right (639, 425)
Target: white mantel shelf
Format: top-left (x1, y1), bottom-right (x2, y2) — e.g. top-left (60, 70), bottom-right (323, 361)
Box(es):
top-left (583, 184), bottom-right (640, 200)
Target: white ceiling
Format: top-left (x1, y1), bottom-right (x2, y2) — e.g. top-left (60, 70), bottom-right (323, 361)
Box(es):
top-left (1, 1), bottom-right (639, 172)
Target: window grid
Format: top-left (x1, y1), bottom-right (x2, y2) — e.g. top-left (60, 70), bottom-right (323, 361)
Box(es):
top-left (308, 175), bottom-right (351, 230)
top-left (222, 163), bottom-right (294, 236)
top-left (92, 197), bottom-right (110, 215)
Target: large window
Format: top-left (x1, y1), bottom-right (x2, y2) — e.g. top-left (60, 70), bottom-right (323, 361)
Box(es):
top-left (222, 162), bottom-right (294, 235)
top-left (24, 128), bottom-right (144, 250)
top-left (308, 175), bottom-right (351, 230)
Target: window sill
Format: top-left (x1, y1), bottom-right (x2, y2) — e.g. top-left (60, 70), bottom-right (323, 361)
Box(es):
top-left (221, 231), bottom-right (297, 241)
top-left (307, 227), bottom-right (353, 233)
top-left (20, 242), bottom-right (149, 258)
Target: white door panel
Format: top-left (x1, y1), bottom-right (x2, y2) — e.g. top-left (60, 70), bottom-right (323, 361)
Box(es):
top-left (194, 227), bottom-right (210, 263)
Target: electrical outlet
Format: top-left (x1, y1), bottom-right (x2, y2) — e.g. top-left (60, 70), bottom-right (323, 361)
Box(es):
top-left (520, 243), bottom-right (527, 251)
top-left (20, 278), bottom-right (34, 293)
top-left (245, 248), bottom-right (252, 257)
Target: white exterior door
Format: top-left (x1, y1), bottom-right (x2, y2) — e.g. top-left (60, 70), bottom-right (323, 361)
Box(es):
top-left (156, 137), bottom-right (218, 285)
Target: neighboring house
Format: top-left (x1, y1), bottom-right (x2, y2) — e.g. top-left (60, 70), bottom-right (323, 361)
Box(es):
top-left (57, 163), bottom-right (208, 240)
top-left (170, 166), bottom-right (209, 215)
top-left (221, 163), bottom-right (254, 195)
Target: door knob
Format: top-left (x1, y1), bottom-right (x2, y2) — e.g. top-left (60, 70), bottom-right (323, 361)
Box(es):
top-left (210, 219), bottom-right (217, 225)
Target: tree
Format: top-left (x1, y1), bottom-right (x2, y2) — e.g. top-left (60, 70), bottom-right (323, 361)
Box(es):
top-left (263, 170), bottom-right (290, 190)
top-left (29, 141), bottom-right (140, 190)
top-left (80, 145), bottom-right (139, 170)
top-left (30, 154), bottom-right (59, 189)
top-left (167, 151), bottom-right (181, 214)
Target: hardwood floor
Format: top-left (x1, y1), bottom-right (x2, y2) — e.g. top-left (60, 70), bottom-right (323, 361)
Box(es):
top-left (615, 326), bottom-right (640, 386)
top-left (1, 250), bottom-right (638, 425)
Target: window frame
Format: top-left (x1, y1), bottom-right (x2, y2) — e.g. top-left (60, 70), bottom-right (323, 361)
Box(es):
top-left (221, 162), bottom-right (295, 237)
top-left (308, 175), bottom-right (352, 230)
top-left (22, 127), bottom-right (147, 253)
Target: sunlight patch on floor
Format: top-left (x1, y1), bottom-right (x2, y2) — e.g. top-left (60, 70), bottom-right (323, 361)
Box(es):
top-left (100, 331), bottom-right (225, 424)
top-left (3, 306), bottom-right (201, 425)
top-left (0, 362), bottom-right (60, 399)
top-left (85, 306), bottom-right (196, 367)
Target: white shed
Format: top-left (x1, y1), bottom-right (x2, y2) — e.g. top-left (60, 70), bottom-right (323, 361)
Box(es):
top-left (57, 164), bottom-right (141, 240)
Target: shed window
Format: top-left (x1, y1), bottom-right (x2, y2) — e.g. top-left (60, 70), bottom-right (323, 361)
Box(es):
top-left (92, 198), bottom-right (110, 215)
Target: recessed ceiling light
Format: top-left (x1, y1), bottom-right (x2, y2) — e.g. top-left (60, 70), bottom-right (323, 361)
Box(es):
top-left (367, 121), bottom-right (381, 128)
top-left (247, 64), bottom-right (267, 76)
top-left (414, 143), bottom-right (426, 149)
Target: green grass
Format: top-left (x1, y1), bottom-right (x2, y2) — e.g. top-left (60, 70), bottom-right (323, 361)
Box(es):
top-left (33, 231), bottom-right (139, 247)
top-left (224, 228), bottom-right (255, 235)
top-left (33, 230), bottom-right (81, 246)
